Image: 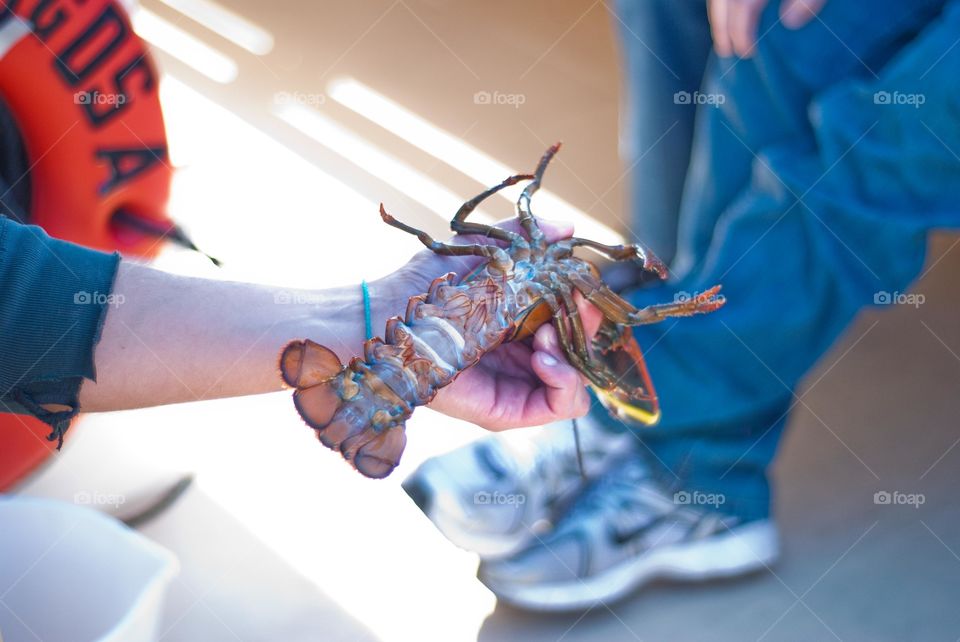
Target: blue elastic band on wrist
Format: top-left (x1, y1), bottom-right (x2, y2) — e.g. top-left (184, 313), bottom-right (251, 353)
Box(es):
top-left (361, 280), bottom-right (373, 340)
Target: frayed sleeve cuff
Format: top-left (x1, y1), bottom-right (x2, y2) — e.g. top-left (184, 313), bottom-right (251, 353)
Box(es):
top-left (0, 216), bottom-right (121, 446)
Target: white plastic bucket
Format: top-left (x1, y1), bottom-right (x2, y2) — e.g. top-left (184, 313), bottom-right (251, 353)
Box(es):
top-left (0, 497), bottom-right (178, 642)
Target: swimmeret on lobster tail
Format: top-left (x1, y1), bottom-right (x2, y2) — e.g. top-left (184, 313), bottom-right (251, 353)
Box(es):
top-left (280, 144), bottom-right (725, 479)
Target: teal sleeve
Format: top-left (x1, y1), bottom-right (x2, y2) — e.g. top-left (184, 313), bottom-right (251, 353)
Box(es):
top-left (0, 216), bottom-right (121, 446)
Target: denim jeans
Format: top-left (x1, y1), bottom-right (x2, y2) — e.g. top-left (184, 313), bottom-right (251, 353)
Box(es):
top-left (601, 0), bottom-right (960, 521)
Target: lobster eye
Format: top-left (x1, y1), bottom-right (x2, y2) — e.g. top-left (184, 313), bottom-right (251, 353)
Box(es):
top-left (586, 261), bottom-right (601, 279)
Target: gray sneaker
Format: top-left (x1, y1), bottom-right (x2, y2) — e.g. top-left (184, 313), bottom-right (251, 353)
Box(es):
top-left (478, 455), bottom-right (779, 611)
top-left (402, 415), bottom-right (634, 558)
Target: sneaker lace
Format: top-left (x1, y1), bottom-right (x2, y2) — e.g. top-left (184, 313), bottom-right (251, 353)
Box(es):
top-left (494, 426), bottom-right (595, 507)
top-left (571, 458), bottom-right (659, 518)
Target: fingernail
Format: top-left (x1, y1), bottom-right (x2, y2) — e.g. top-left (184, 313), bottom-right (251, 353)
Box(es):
top-left (540, 353), bottom-right (558, 367)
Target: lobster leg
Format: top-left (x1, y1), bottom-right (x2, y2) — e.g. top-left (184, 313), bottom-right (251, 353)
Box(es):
top-left (625, 284), bottom-right (726, 325)
top-left (627, 290), bottom-right (725, 323)
top-left (542, 292), bottom-right (615, 390)
top-left (557, 285), bottom-right (593, 364)
top-left (451, 174), bottom-right (533, 249)
top-left (567, 270), bottom-right (648, 325)
top-left (569, 271), bottom-right (724, 326)
top-left (380, 205), bottom-right (514, 271)
top-left (517, 143), bottom-right (561, 253)
top-left (557, 285), bottom-right (632, 391)
top-left (566, 307), bottom-right (659, 406)
top-left (564, 238), bottom-right (668, 280)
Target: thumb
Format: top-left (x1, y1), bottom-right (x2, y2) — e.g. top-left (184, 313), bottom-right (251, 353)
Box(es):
top-left (530, 351), bottom-right (590, 418)
top-left (531, 324), bottom-right (590, 417)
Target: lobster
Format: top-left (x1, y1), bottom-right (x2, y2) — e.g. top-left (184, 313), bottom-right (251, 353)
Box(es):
top-left (279, 144), bottom-right (724, 478)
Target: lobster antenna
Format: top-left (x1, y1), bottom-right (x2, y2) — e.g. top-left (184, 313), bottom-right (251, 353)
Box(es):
top-left (517, 142), bottom-right (561, 217)
top-left (516, 142), bottom-right (562, 253)
top-left (571, 417), bottom-right (586, 481)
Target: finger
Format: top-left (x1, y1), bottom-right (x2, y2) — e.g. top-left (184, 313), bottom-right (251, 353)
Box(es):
top-left (530, 351), bottom-right (590, 418)
top-left (532, 322), bottom-right (592, 392)
top-left (730, 0), bottom-right (767, 58)
top-left (572, 291), bottom-right (604, 340)
top-left (532, 321), bottom-right (562, 356)
top-left (780, 0), bottom-right (826, 29)
top-left (533, 313), bottom-right (594, 383)
top-left (493, 217), bottom-right (574, 243)
top-left (708, 0), bottom-right (734, 58)
top-left (536, 219), bottom-right (575, 243)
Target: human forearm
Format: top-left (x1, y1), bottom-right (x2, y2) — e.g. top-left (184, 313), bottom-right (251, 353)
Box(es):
top-left (79, 261), bottom-right (385, 411)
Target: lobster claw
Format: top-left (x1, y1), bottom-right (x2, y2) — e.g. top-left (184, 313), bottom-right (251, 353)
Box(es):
top-left (591, 321), bottom-right (661, 426)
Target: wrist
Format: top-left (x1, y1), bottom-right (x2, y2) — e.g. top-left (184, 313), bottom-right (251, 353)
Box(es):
top-left (271, 285), bottom-right (365, 365)
top-left (273, 277), bottom-right (415, 369)
top-left (368, 274), bottom-right (415, 334)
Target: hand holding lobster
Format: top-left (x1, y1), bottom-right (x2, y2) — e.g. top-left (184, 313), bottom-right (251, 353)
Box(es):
top-left (280, 144), bottom-right (724, 478)
top-left (385, 217), bottom-right (603, 430)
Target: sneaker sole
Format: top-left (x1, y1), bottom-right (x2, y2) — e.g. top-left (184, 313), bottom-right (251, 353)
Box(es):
top-left (479, 520), bottom-right (780, 611)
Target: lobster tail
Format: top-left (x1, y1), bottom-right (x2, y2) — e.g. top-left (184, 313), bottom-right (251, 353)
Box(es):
top-left (280, 339), bottom-right (343, 388)
top-left (281, 338), bottom-right (346, 439)
top-left (354, 426), bottom-right (407, 479)
top-left (321, 410), bottom-right (407, 479)
top-left (280, 339), bottom-right (409, 479)
top-left (292, 384), bottom-right (342, 430)
top-left (281, 339), bottom-right (345, 432)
